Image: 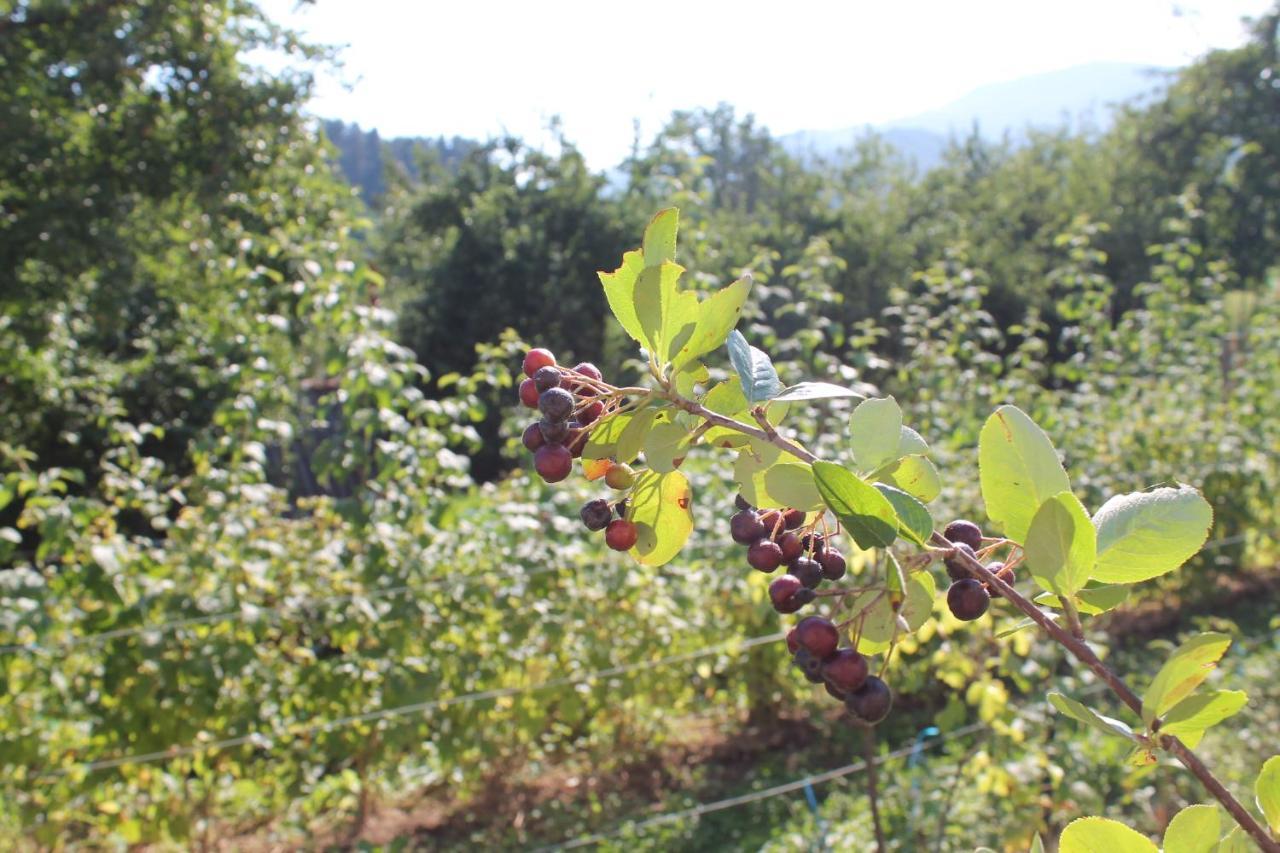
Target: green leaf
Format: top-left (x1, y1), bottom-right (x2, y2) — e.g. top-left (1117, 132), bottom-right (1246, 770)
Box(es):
top-left (671, 276), bottom-right (752, 371)
top-left (1029, 834), bottom-right (1045, 853)
top-left (882, 454), bottom-right (942, 503)
top-left (627, 469), bottom-right (693, 567)
top-left (598, 250), bottom-right (648, 347)
top-left (726, 330), bottom-right (782, 404)
top-left (874, 484), bottom-right (933, 546)
top-left (1048, 692), bottom-right (1140, 742)
top-left (848, 590), bottom-right (895, 654)
top-left (616, 408), bottom-right (659, 464)
top-left (634, 262), bottom-right (698, 365)
top-left (1142, 632), bottom-right (1232, 726)
top-left (849, 397), bottom-right (903, 473)
top-left (643, 420), bottom-right (689, 474)
top-left (1023, 491), bottom-right (1095, 596)
top-left (1257, 755), bottom-right (1280, 834)
top-left (1215, 827), bottom-right (1251, 853)
top-left (583, 409), bottom-right (639, 459)
top-left (643, 208), bottom-right (678, 267)
top-left (772, 381), bottom-right (867, 402)
top-left (1035, 584), bottom-right (1130, 616)
top-left (1163, 804), bottom-right (1219, 853)
top-left (1091, 485), bottom-right (1214, 584)
top-left (812, 460), bottom-right (898, 550)
top-left (978, 405), bottom-right (1071, 542)
top-left (1160, 690), bottom-right (1247, 748)
top-left (762, 463), bottom-right (824, 512)
top-left (897, 426), bottom-right (930, 456)
top-left (1058, 817), bottom-right (1157, 853)
top-left (902, 571), bottom-right (937, 631)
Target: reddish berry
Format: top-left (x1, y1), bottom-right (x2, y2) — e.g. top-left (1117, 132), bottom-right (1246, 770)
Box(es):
top-left (792, 588), bottom-right (816, 607)
top-left (803, 533), bottom-right (826, 557)
top-left (778, 532), bottom-right (803, 563)
top-left (794, 616), bottom-right (840, 659)
top-left (533, 365), bottom-right (562, 393)
top-left (782, 508), bottom-right (805, 530)
top-left (605, 519), bottom-right (638, 551)
top-left (818, 549), bottom-right (846, 581)
top-left (769, 575), bottom-right (803, 611)
top-left (759, 509), bottom-right (784, 533)
top-left (565, 362), bottom-right (603, 396)
top-left (573, 362), bottom-right (603, 382)
top-left (538, 387), bottom-right (575, 422)
top-left (730, 510), bottom-right (766, 545)
top-left (523, 348), bottom-right (556, 378)
top-left (519, 379), bottom-right (540, 409)
top-left (577, 399), bottom-right (604, 425)
top-left (944, 542), bottom-right (977, 581)
top-left (822, 649), bottom-right (869, 693)
top-left (521, 422), bottom-right (545, 452)
top-left (943, 519), bottom-right (983, 551)
top-left (790, 557), bottom-right (823, 589)
top-left (846, 676), bottom-right (892, 724)
top-left (566, 424), bottom-right (588, 458)
top-left (580, 499), bottom-right (612, 531)
top-left (785, 628), bottom-right (799, 655)
top-left (604, 463), bottom-right (635, 490)
top-left (747, 539), bottom-right (784, 572)
top-left (947, 578), bottom-right (990, 621)
top-left (533, 445), bottom-right (573, 483)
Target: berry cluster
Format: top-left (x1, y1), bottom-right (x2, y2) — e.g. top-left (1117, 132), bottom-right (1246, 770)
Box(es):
top-left (518, 348), bottom-right (607, 484)
top-left (786, 615), bottom-right (892, 724)
top-left (728, 497), bottom-right (845, 614)
top-left (579, 497), bottom-right (638, 552)
top-left (940, 519), bottom-right (1015, 620)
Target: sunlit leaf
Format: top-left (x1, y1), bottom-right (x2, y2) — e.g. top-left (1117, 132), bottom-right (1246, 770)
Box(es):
top-left (849, 397), bottom-right (903, 473)
top-left (874, 483), bottom-right (933, 546)
top-left (1047, 692), bottom-right (1139, 742)
top-left (1162, 804), bottom-right (1219, 853)
top-left (812, 460), bottom-right (898, 550)
top-left (1142, 632), bottom-right (1231, 726)
top-left (1160, 690), bottom-right (1247, 748)
top-left (773, 381), bottom-right (867, 402)
top-left (1058, 817), bottom-right (1156, 853)
top-left (1091, 485), bottom-right (1214, 584)
top-left (1023, 491), bottom-right (1095, 596)
top-left (628, 469), bottom-right (693, 567)
top-left (1255, 755), bottom-right (1280, 834)
top-left (978, 405), bottom-right (1071, 542)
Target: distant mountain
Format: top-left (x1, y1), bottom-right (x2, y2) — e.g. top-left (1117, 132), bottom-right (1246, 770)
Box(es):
top-left (781, 62), bottom-right (1173, 171)
top-left (321, 120), bottom-right (478, 203)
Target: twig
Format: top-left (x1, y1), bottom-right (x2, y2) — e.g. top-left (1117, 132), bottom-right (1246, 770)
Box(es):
top-left (862, 724), bottom-right (887, 853)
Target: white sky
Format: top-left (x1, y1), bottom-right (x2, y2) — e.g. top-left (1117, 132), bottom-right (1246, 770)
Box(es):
top-left (261, 0), bottom-right (1272, 167)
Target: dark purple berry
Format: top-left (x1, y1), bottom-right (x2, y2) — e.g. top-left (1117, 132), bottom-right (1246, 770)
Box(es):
top-left (943, 519), bottom-right (984, 551)
top-left (769, 575), bottom-right (803, 612)
top-left (580, 499), bottom-right (612, 531)
top-left (533, 445), bottom-right (573, 483)
top-left (735, 494), bottom-right (754, 512)
top-left (794, 616), bottom-right (840, 659)
top-left (615, 499), bottom-right (629, 519)
top-left (822, 649), bottom-right (870, 693)
top-left (577, 400), bottom-right (604, 425)
top-left (984, 562), bottom-right (1015, 598)
top-left (782, 508), bottom-right (806, 530)
top-left (759, 509), bottom-right (784, 534)
top-left (818, 549), bottom-right (846, 581)
top-left (533, 365), bottom-right (562, 393)
top-left (521, 422), bottom-right (545, 452)
top-left (792, 588), bottom-right (816, 607)
top-left (730, 510), bottom-right (767, 545)
top-left (944, 542), bottom-right (977, 581)
top-left (539, 418), bottom-right (570, 445)
top-left (846, 676), bottom-right (892, 724)
top-left (803, 533), bottom-right (826, 557)
top-left (573, 362), bottom-right (602, 382)
top-left (747, 539), bottom-right (784, 572)
top-left (947, 578), bottom-right (990, 621)
top-left (824, 682), bottom-right (848, 701)
top-left (785, 627), bottom-right (799, 654)
top-left (565, 423), bottom-right (587, 458)
top-left (538, 387), bottom-right (575, 422)
top-left (790, 557), bottom-right (823, 589)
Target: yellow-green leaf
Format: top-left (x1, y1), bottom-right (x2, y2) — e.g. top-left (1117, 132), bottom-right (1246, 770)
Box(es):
top-left (671, 275), bottom-right (752, 371)
top-left (849, 397), bottom-right (903, 473)
top-left (813, 460), bottom-right (898, 550)
top-left (1023, 491), bottom-right (1095, 597)
top-left (1160, 690), bottom-right (1247, 747)
top-left (1256, 755), bottom-right (1280, 833)
top-left (598, 249), bottom-right (647, 347)
top-left (979, 405), bottom-right (1071, 542)
top-left (1162, 804), bottom-right (1219, 853)
top-left (1091, 485), bottom-right (1214, 584)
top-left (642, 207), bottom-right (678, 267)
top-left (882, 454), bottom-right (942, 503)
top-left (628, 469), bottom-right (693, 567)
top-left (1058, 817), bottom-right (1156, 853)
top-left (1142, 632), bottom-right (1231, 726)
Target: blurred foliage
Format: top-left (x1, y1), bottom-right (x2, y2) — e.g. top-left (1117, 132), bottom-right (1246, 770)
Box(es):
top-left (1, 0), bottom-right (1279, 848)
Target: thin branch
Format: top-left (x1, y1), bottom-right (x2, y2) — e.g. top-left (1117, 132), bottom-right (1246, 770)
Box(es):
top-left (862, 724), bottom-right (887, 853)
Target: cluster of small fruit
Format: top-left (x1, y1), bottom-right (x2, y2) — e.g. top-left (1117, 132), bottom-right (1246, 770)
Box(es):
top-left (517, 348), bottom-right (608, 484)
top-left (728, 498), bottom-right (847, 614)
top-left (940, 519), bottom-right (1015, 621)
top-left (786, 615), bottom-right (892, 724)
top-left (579, 497), bottom-right (638, 553)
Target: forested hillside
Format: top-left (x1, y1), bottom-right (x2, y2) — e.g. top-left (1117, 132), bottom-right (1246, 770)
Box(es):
top-left (2, 1), bottom-right (1279, 850)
